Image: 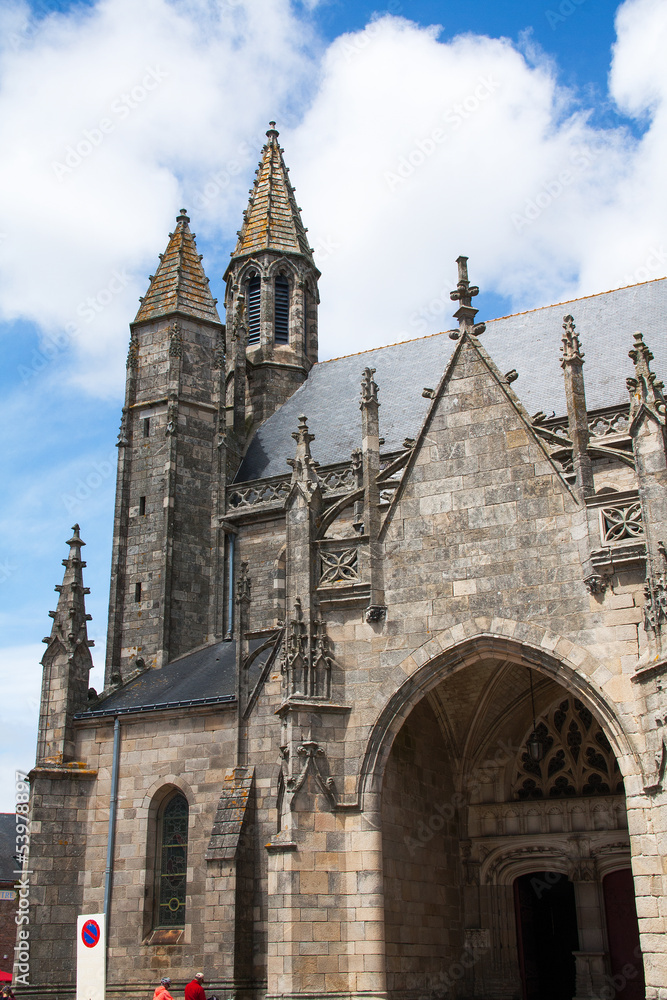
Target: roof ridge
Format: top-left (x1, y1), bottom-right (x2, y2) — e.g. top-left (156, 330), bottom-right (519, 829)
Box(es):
top-left (316, 276), bottom-right (667, 366)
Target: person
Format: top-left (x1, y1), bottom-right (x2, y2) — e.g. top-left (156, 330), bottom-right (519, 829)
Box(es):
top-left (184, 972), bottom-right (206, 1000)
top-left (153, 976), bottom-right (174, 1000)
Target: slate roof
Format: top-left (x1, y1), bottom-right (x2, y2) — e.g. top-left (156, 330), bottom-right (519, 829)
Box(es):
top-left (236, 278), bottom-right (667, 482)
top-left (0, 813), bottom-right (16, 882)
top-left (134, 209), bottom-right (221, 326)
top-left (78, 640), bottom-right (248, 716)
top-left (227, 124), bottom-right (315, 267)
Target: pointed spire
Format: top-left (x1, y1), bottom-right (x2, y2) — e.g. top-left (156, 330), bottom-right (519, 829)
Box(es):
top-left (229, 123), bottom-right (316, 265)
top-left (287, 415), bottom-right (319, 488)
top-left (627, 332), bottom-right (667, 430)
top-left (134, 209), bottom-right (221, 324)
top-left (44, 524), bottom-right (94, 661)
top-left (560, 314), bottom-right (585, 367)
top-left (449, 255), bottom-right (486, 339)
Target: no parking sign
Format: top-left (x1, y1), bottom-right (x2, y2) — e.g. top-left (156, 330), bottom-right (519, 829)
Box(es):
top-left (76, 913), bottom-right (106, 1000)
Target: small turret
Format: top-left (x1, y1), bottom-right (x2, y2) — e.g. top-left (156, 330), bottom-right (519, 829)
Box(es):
top-left (224, 123), bottom-right (320, 439)
top-left (36, 525), bottom-right (94, 764)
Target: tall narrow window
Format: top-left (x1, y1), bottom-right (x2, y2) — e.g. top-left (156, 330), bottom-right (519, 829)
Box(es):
top-left (157, 793), bottom-right (188, 927)
top-left (143, 417), bottom-right (150, 438)
top-left (274, 274), bottom-right (289, 344)
top-left (247, 275), bottom-right (261, 345)
top-left (134, 582), bottom-right (142, 602)
top-left (139, 496), bottom-right (146, 515)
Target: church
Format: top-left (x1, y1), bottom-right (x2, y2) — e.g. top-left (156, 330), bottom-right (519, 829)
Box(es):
top-left (23, 123), bottom-right (667, 1000)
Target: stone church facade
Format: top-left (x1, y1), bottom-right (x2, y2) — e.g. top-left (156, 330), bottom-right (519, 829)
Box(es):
top-left (22, 124), bottom-right (667, 1000)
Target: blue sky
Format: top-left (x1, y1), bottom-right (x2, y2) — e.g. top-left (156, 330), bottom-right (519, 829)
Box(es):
top-left (1, 0), bottom-right (666, 809)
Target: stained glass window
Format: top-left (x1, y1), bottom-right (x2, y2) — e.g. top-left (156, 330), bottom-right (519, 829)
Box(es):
top-left (158, 794), bottom-right (188, 927)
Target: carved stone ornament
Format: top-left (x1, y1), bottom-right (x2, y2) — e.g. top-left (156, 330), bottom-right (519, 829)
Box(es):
top-left (169, 322), bottom-right (183, 358)
top-left (165, 401), bottom-right (178, 436)
top-left (281, 599), bottom-right (333, 700)
top-left (212, 331), bottom-right (225, 370)
top-left (644, 574), bottom-right (667, 632)
top-left (560, 314), bottom-right (585, 368)
top-left (365, 605), bottom-right (387, 623)
top-left (126, 332), bottom-right (139, 370)
top-left (583, 573), bottom-right (607, 595)
top-left (116, 408), bottom-right (129, 448)
top-left (360, 367), bottom-right (379, 408)
top-left (236, 560), bottom-right (251, 606)
top-left (283, 740), bottom-right (337, 809)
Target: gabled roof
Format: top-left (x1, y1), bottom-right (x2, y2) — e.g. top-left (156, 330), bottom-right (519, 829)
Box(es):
top-left (134, 209), bottom-right (221, 325)
top-left (227, 123), bottom-right (316, 267)
top-left (236, 278), bottom-right (667, 482)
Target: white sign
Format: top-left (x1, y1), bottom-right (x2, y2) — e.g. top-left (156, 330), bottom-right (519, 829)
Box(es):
top-left (76, 913), bottom-right (106, 1000)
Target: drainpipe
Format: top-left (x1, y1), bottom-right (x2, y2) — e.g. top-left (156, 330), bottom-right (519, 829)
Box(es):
top-left (225, 531), bottom-right (235, 640)
top-left (103, 715), bottom-right (121, 948)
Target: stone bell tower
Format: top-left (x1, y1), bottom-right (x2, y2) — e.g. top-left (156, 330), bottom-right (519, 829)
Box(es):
top-left (223, 122), bottom-right (320, 447)
top-left (105, 210), bottom-right (225, 683)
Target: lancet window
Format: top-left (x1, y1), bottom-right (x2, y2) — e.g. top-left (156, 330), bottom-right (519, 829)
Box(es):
top-left (156, 792), bottom-right (189, 926)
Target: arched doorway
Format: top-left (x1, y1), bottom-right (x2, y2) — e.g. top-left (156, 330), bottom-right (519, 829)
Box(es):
top-left (377, 652), bottom-right (644, 1000)
top-left (515, 871), bottom-right (578, 1000)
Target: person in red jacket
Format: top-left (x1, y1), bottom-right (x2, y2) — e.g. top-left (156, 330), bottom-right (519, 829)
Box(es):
top-left (184, 972), bottom-right (206, 1000)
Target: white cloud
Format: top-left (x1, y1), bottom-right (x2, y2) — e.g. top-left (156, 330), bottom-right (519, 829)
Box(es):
top-left (0, 644), bottom-right (43, 810)
top-left (1, 0), bottom-right (665, 377)
top-left (0, 0), bottom-right (319, 394)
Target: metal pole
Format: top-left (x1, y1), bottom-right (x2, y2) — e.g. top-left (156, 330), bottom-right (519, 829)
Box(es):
top-left (103, 715), bottom-right (121, 941)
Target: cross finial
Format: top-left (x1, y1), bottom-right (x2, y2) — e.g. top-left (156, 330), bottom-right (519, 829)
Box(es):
top-left (449, 255), bottom-right (485, 339)
top-left (560, 314), bottom-right (585, 368)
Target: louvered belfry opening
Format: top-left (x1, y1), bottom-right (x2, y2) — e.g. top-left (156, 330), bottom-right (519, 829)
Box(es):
top-left (247, 275), bottom-right (261, 344)
top-left (274, 274), bottom-right (290, 343)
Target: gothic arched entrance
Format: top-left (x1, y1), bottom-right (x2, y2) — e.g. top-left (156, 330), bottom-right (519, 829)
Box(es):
top-left (514, 871), bottom-right (578, 1000)
top-left (376, 649), bottom-right (644, 1000)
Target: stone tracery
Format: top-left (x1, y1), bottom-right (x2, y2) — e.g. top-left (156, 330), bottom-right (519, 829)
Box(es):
top-left (514, 697), bottom-right (624, 800)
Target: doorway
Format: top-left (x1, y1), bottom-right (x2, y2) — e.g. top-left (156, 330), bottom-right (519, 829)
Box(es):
top-left (514, 871), bottom-right (578, 1000)
top-left (603, 869), bottom-right (645, 1000)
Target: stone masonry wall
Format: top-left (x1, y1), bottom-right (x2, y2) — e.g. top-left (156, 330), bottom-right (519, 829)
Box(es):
top-left (382, 699), bottom-right (462, 998)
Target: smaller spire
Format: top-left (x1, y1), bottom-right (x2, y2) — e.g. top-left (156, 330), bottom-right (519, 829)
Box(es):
top-left (627, 332), bottom-right (666, 429)
top-left (45, 524), bottom-right (94, 661)
top-left (287, 415), bottom-right (319, 488)
top-left (134, 209), bottom-right (221, 325)
top-left (360, 367), bottom-right (379, 409)
top-left (227, 123), bottom-right (316, 267)
top-left (560, 314), bottom-right (585, 367)
top-left (449, 256), bottom-right (486, 339)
